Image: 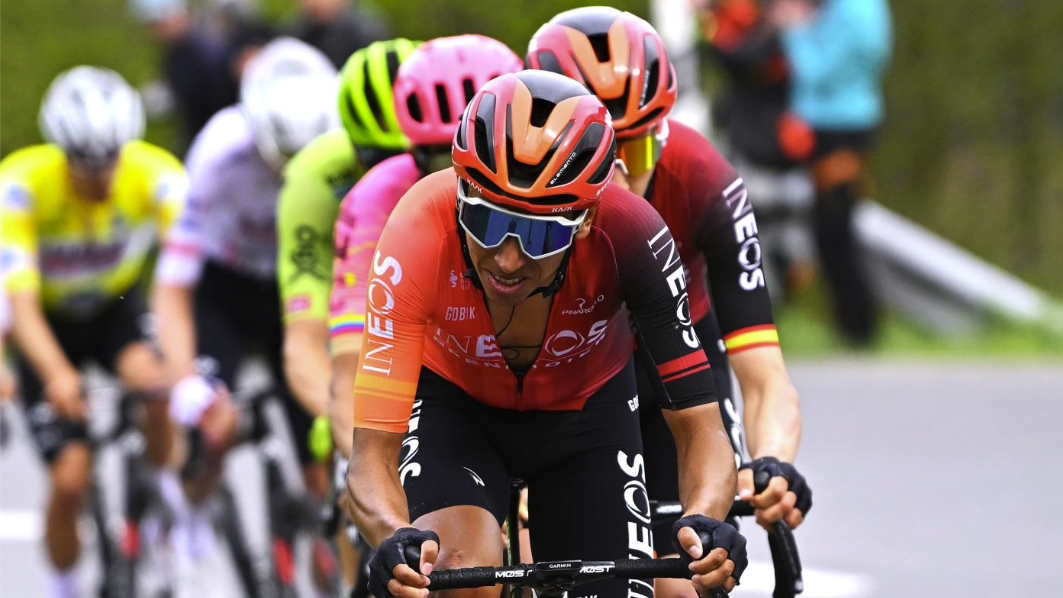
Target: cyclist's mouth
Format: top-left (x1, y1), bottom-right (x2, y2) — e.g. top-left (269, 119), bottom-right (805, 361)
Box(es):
top-left (485, 270), bottom-right (526, 294)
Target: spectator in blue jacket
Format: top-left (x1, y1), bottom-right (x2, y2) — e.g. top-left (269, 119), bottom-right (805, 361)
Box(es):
top-left (771, 0), bottom-right (892, 347)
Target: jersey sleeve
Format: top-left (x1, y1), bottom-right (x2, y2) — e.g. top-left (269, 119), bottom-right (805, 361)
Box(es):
top-left (688, 142), bottom-right (780, 354)
top-left (328, 188), bottom-right (368, 356)
top-left (154, 128), bottom-right (216, 287)
top-left (351, 177), bottom-right (444, 433)
top-left (0, 156), bottom-right (40, 296)
top-left (607, 189), bottom-right (717, 410)
top-left (132, 141), bottom-right (189, 239)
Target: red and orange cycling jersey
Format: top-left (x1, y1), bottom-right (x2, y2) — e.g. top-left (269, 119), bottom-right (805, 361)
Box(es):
top-left (353, 169), bottom-right (717, 433)
top-left (648, 119), bottom-right (779, 354)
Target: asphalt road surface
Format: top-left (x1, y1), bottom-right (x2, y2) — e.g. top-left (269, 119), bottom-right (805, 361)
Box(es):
top-left (2, 359), bottom-right (1061, 597)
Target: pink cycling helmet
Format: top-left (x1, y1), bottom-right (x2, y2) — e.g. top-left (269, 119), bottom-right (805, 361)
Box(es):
top-left (393, 34), bottom-right (523, 147)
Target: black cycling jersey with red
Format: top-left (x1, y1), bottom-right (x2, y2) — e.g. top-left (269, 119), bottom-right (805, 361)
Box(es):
top-left (646, 119), bottom-right (778, 354)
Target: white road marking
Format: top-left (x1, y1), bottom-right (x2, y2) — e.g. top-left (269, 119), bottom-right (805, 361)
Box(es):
top-left (0, 509), bottom-right (41, 542)
top-left (739, 560), bottom-right (876, 597)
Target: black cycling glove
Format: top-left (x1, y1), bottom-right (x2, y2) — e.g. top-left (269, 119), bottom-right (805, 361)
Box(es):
top-left (741, 456), bottom-right (813, 515)
top-left (671, 514), bottom-right (749, 583)
top-left (367, 527), bottom-right (439, 598)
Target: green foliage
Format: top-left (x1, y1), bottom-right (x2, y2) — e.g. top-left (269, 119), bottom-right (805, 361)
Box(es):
top-left (776, 280), bottom-right (1063, 359)
top-left (0, 0), bottom-right (173, 154)
top-left (871, 1), bottom-right (1063, 296)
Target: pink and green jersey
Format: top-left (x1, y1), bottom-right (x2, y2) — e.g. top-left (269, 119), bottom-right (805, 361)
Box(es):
top-left (329, 154), bottom-right (422, 356)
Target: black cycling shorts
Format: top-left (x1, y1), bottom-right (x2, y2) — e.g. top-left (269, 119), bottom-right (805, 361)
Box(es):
top-left (193, 262), bottom-right (313, 464)
top-left (402, 360), bottom-right (656, 598)
top-left (17, 291), bottom-right (152, 463)
top-left (637, 311), bottom-right (736, 544)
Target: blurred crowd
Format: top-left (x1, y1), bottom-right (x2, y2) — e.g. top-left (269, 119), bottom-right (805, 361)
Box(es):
top-left (131, 0), bottom-right (389, 154)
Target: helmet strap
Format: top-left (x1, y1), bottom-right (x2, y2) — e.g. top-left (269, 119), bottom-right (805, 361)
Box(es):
top-left (526, 246), bottom-right (572, 299)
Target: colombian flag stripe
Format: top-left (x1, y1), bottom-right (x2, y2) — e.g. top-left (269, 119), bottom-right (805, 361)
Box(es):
top-left (329, 314), bottom-right (366, 335)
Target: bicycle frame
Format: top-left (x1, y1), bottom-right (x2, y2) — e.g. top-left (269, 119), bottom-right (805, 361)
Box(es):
top-left (88, 391), bottom-right (174, 598)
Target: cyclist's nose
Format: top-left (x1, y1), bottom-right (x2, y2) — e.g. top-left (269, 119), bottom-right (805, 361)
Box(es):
top-left (494, 237), bottom-right (526, 273)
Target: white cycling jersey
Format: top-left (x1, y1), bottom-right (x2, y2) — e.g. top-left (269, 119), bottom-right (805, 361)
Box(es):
top-left (155, 106), bottom-right (282, 286)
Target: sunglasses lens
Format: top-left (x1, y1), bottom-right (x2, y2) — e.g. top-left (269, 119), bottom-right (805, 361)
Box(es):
top-left (616, 132), bottom-right (664, 177)
top-left (459, 199), bottom-right (579, 258)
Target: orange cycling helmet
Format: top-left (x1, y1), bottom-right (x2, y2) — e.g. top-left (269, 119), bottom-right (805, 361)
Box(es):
top-left (526, 6), bottom-right (677, 140)
top-left (452, 70), bottom-right (616, 215)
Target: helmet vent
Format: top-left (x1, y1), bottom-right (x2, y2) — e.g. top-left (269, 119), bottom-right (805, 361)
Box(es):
top-left (549, 121), bottom-right (604, 187)
top-left (602, 76), bottom-right (630, 121)
top-left (587, 136), bottom-right (616, 185)
top-left (363, 59), bottom-right (389, 132)
top-left (344, 93), bottom-right (364, 128)
top-left (588, 34), bottom-right (612, 62)
top-left (385, 50), bottom-right (401, 82)
top-left (473, 93), bottom-right (497, 172)
top-left (435, 84), bottom-right (452, 123)
top-left (529, 97), bottom-right (554, 128)
top-left (462, 78), bottom-right (476, 106)
top-left (406, 93), bottom-right (423, 123)
top-left (642, 37), bottom-right (660, 107)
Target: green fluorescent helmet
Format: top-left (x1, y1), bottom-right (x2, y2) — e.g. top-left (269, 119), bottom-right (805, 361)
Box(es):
top-left (338, 38), bottom-right (421, 151)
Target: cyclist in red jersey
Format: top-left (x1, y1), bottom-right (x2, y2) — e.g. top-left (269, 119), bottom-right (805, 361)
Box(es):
top-left (527, 10), bottom-right (810, 592)
top-left (345, 71), bottom-right (747, 598)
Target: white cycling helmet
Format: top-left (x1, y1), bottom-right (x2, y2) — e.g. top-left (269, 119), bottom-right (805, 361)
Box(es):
top-left (38, 66), bottom-right (146, 168)
top-left (240, 37), bottom-right (340, 168)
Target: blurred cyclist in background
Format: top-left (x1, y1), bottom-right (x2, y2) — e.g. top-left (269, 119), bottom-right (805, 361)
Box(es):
top-left (329, 34), bottom-right (523, 459)
top-left (275, 38), bottom-right (419, 592)
top-left (278, 38), bottom-right (418, 445)
top-left (1, 285), bottom-right (15, 404)
top-left (130, 0), bottom-right (239, 155)
top-left (0, 66), bottom-right (187, 598)
top-left (527, 8), bottom-right (809, 598)
top-left (150, 37), bottom-right (340, 591)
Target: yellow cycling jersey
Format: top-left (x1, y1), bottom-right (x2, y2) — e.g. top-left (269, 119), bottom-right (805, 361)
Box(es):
top-left (0, 142), bottom-right (188, 318)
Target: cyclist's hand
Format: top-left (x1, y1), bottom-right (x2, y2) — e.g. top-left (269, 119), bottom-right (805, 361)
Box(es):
top-left (199, 385), bottom-right (237, 449)
top-left (673, 514), bottom-right (747, 595)
top-left (368, 527), bottom-right (439, 598)
top-left (44, 367), bottom-right (86, 421)
top-left (738, 457), bottom-right (812, 529)
top-left (170, 375), bottom-right (222, 427)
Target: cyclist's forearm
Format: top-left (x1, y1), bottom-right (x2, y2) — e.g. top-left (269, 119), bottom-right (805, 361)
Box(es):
top-left (347, 427), bottom-right (413, 547)
top-left (283, 319), bottom-right (331, 418)
top-left (8, 292), bottom-right (75, 380)
top-left (730, 347), bottom-right (801, 462)
top-left (664, 403), bottom-right (738, 521)
top-left (329, 351), bottom-right (360, 459)
top-left (151, 283), bottom-right (199, 381)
